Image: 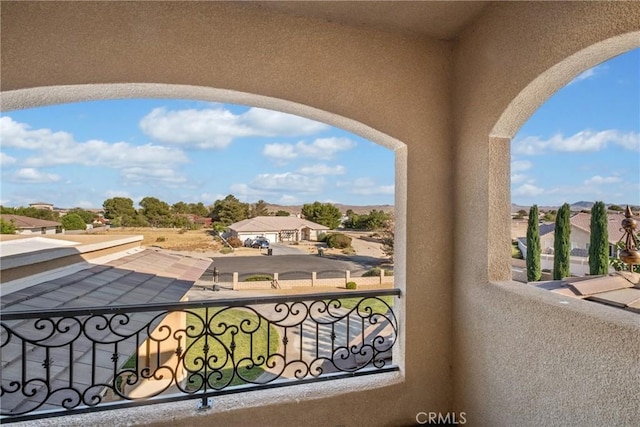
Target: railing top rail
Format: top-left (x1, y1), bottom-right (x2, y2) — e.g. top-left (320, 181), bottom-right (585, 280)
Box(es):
top-left (1, 288), bottom-right (401, 320)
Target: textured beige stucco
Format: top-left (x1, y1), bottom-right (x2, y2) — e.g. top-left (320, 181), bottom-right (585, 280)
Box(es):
top-left (1, 1), bottom-right (639, 426)
top-left (452, 2), bottom-right (640, 425)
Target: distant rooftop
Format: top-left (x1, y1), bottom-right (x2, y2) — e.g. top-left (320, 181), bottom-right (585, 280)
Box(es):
top-left (539, 212), bottom-right (631, 244)
top-left (0, 214), bottom-right (61, 229)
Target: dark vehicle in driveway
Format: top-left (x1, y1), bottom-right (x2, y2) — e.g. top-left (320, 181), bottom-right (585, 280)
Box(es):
top-left (245, 237), bottom-right (270, 249)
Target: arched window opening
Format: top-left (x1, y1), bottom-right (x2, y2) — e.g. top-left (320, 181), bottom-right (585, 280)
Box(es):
top-left (509, 48), bottom-right (639, 283)
top-left (0, 95), bottom-right (404, 421)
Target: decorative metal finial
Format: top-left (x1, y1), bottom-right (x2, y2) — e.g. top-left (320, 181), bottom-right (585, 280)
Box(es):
top-left (617, 205), bottom-right (640, 271)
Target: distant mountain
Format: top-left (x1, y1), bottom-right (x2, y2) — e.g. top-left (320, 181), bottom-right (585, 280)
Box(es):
top-left (512, 201), bottom-right (638, 213)
top-left (571, 201), bottom-right (595, 210)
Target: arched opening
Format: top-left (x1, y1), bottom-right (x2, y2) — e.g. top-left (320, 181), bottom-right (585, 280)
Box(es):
top-left (488, 32), bottom-right (640, 282)
top-left (508, 48), bottom-right (638, 281)
top-left (0, 83), bottom-right (408, 418)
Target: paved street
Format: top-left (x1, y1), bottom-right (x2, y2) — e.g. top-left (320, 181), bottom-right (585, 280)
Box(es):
top-left (203, 251), bottom-right (380, 280)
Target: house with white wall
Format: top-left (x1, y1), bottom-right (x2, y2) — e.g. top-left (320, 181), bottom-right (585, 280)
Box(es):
top-left (539, 213), bottom-right (628, 256)
top-left (0, 214), bottom-right (62, 235)
top-left (227, 216), bottom-right (329, 243)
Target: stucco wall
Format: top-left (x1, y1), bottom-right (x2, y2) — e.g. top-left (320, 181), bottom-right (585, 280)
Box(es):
top-left (1, 1), bottom-right (639, 426)
top-left (452, 2), bottom-right (640, 425)
top-left (1, 1), bottom-right (453, 425)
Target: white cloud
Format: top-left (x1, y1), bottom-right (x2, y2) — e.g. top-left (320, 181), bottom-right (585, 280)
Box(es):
top-left (511, 160), bottom-right (532, 172)
top-left (352, 184), bottom-right (394, 196)
top-left (139, 106), bottom-right (329, 149)
top-left (510, 160), bottom-right (532, 183)
top-left (263, 137), bottom-right (356, 164)
top-left (0, 116), bottom-right (73, 150)
top-left (200, 193), bottom-right (224, 204)
top-left (120, 167), bottom-right (188, 186)
top-left (0, 152), bottom-right (17, 166)
top-left (250, 173), bottom-right (325, 193)
top-left (241, 108), bottom-right (328, 136)
top-left (0, 116), bottom-right (188, 183)
top-left (513, 183), bottom-right (544, 197)
top-left (263, 143), bottom-right (298, 163)
top-left (228, 173), bottom-right (325, 202)
top-left (584, 175), bottom-right (622, 185)
top-left (228, 183), bottom-right (267, 201)
top-left (103, 190), bottom-right (132, 199)
top-left (511, 173), bottom-right (527, 184)
top-left (336, 177), bottom-right (394, 196)
top-left (0, 117), bottom-right (188, 173)
top-left (12, 168), bottom-right (60, 183)
top-left (513, 130), bottom-right (640, 155)
top-left (568, 64), bottom-right (606, 85)
top-left (297, 164), bottom-right (346, 176)
top-left (296, 138), bottom-right (357, 159)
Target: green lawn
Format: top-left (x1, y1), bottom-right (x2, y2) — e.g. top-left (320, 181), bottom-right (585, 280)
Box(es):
top-left (184, 307), bottom-right (280, 389)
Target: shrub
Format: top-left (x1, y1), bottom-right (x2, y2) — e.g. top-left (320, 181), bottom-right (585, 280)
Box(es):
top-left (219, 247), bottom-right (233, 254)
top-left (346, 281), bottom-right (357, 290)
top-left (61, 213), bottom-right (87, 231)
top-left (326, 233), bottom-right (352, 249)
top-left (156, 237), bottom-right (166, 242)
top-left (227, 236), bottom-right (243, 248)
top-left (244, 275), bottom-right (273, 282)
top-left (362, 267), bottom-right (393, 277)
top-left (341, 246), bottom-right (356, 255)
top-left (317, 232), bottom-right (327, 242)
top-left (1, 218), bottom-right (17, 234)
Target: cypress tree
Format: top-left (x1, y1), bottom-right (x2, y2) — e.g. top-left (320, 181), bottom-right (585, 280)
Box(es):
top-left (553, 203), bottom-right (571, 280)
top-left (526, 205), bottom-right (541, 282)
top-left (589, 201), bottom-right (609, 275)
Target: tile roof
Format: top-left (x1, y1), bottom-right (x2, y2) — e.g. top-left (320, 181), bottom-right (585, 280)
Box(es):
top-left (229, 216), bottom-right (330, 232)
top-left (1, 249), bottom-right (211, 415)
top-left (0, 214), bottom-right (61, 229)
top-left (533, 272), bottom-right (640, 314)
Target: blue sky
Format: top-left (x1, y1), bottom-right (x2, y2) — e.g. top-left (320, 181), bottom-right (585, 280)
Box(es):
top-left (511, 48), bottom-right (639, 207)
top-left (0, 48), bottom-right (638, 210)
top-left (0, 101), bottom-right (394, 209)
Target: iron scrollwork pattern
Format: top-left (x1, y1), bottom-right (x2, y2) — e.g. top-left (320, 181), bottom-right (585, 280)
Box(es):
top-left (1, 289), bottom-right (400, 422)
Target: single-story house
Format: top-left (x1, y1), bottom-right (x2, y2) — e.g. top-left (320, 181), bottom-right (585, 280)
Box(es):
top-left (227, 216), bottom-right (329, 243)
top-left (539, 213), bottom-right (628, 257)
top-left (1, 214), bottom-right (62, 235)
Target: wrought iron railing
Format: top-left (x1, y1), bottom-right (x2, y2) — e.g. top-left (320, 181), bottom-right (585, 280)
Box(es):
top-left (1, 289), bottom-right (400, 422)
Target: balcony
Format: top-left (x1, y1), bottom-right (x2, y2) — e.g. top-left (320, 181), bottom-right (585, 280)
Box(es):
top-left (1, 289), bottom-right (400, 423)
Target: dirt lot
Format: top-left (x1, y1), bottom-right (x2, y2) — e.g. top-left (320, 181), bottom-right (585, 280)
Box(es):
top-left (95, 228), bottom-right (223, 253)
